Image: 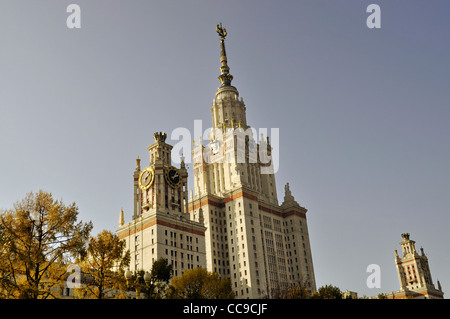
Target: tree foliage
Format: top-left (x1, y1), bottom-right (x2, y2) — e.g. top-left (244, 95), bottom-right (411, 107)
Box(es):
top-left (311, 284), bottom-right (343, 299)
top-left (126, 258), bottom-right (173, 299)
top-left (76, 230), bottom-right (130, 299)
top-left (150, 258), bottom-right (172, 284)
top-left (167, 267), bottom-right (234, 299)
top-left (280, 283), bottom-right (312, 299)
top-left (146, 258), bottom-right (172, 298)
top-left (0, 190), bottom-right (92, 299)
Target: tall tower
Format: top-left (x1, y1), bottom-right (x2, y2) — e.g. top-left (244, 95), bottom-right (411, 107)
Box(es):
top-left (117, 132), bottom-right (206, 277)
top-left (188, 24), bottom-right (316, 298)
top-left (393, 233), bottom-right (444, 299)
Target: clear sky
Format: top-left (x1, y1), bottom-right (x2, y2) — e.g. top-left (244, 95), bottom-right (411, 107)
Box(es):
top-left (1, 0), bottom-right (449, 298)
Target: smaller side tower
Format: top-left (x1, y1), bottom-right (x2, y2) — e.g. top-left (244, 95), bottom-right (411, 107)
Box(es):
top-left (117, 132), bottom-right (206, 275)
top-left (393, 233), bottom-right (444, 299)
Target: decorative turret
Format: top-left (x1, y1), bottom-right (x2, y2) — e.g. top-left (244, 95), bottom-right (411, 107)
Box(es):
top-left (133, 156), bottom-right (142, 220)
top-left (119, 207), bottom-right (125, 226)
top-left (153, 132), bottom-right (167, 143)
top-left (395, 249), bottom-right (400, 260)
top-left (399, 232), bottom-right (418, 257)
top-left (281, 183), bottom-right (301, 209)
top-left (135, 156), bottom-right (141, 171)
top-left (148, 131), bottom-right (172, 165)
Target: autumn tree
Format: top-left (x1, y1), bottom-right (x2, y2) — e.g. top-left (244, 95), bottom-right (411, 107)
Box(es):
top-left (279, 281), bottom-right (312, 299)
top-left (167, 267), bottom-right (234, 299)
top-left (124, 258), bottom-right (173, 299)
top-left (146, 257), bottom-right (172, 298)
top-left (311, 284), bottom-right (343, 299)
top-left (76, 230), bottom-right (130, 299)
top-left (0, 190), bottom-right (92, 299)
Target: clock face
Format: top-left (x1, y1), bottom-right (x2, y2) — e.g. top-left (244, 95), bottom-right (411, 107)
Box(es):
top-left (138, 167), bottom-right (154, 190)
top-left (165, 166), bottom-right (182, 188)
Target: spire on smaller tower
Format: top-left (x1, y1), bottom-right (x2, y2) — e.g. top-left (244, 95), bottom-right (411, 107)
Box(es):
top-left (180, 153), bottom-right (186, 169)
top-left (119, 207), bottom-right (125, 226)
top-left (281, 182), bottom-right (301, 209)
top-left (136, 156), bottom-right (141, 171)
top-left (285, 182), bottom-right (292, 198)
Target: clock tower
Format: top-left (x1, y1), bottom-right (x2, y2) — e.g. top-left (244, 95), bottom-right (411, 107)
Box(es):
top-left (118, 132), bottom-right (206, 277)
top-left (137, 131), bottom-right (189, 216)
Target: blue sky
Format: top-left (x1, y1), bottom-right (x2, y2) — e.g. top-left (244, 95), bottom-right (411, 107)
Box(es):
top-left (0, 1), bottom-right (449, 298)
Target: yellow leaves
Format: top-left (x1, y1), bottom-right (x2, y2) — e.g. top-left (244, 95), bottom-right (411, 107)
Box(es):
top-left (168, 267), bottom-right (234, 299)
top-left (0, 190), bottom-right (92, 299)
top-left (79, 230), bottom-right (130, 299)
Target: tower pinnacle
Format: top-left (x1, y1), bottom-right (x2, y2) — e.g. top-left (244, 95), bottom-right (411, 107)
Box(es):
top-left (216, 23), bottom-right (233, 87)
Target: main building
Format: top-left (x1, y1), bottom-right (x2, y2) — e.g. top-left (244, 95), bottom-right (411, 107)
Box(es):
top-left (117, 24), bottom-right (316, 298)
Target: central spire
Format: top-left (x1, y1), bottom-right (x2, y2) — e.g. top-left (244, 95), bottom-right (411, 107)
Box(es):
top-left (211, 23), bottom-right (245, 130)
top-left (216, 23), bottom-right (233, 87)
